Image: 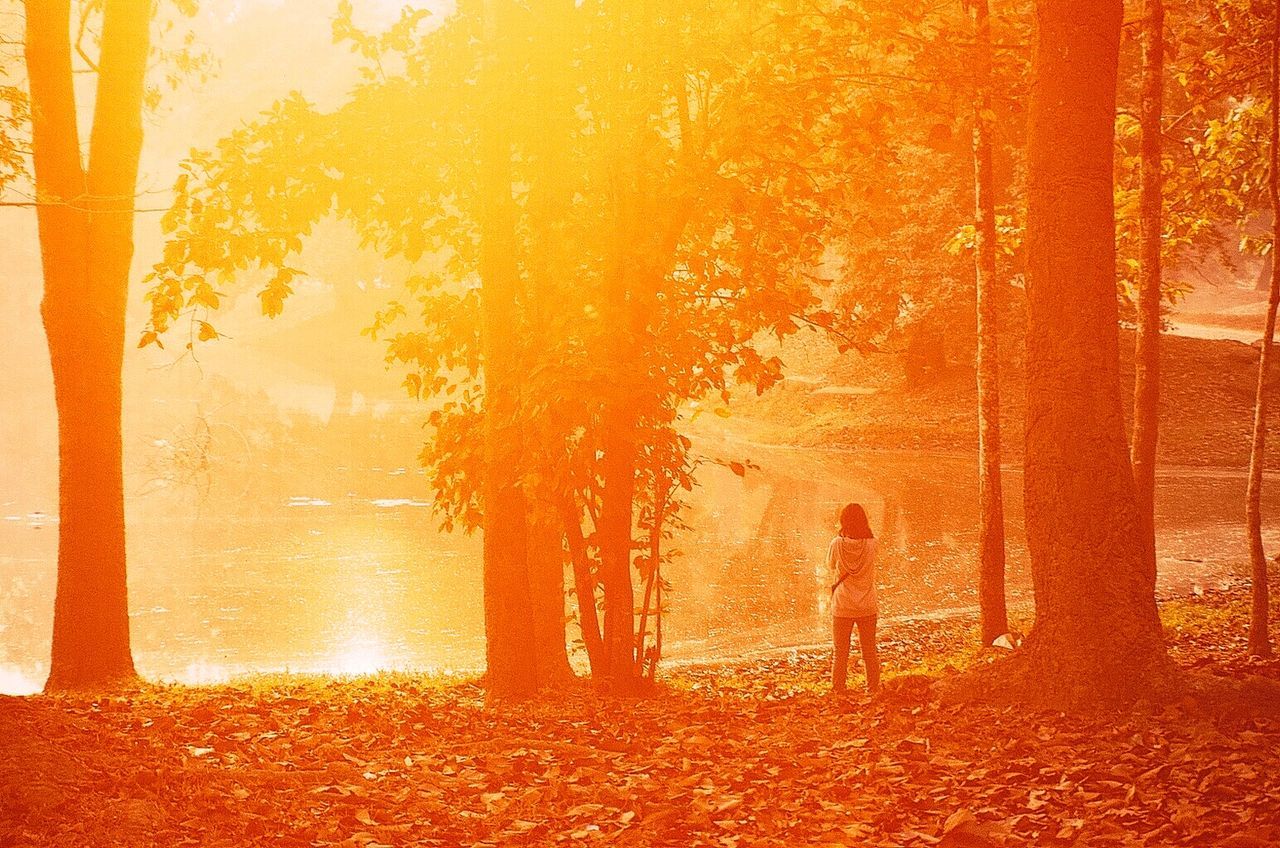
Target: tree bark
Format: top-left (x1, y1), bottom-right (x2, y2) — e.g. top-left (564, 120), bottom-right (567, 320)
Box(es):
top-left (634, 479), bottom-right (667, 677)
top-left (562, 498), bottom-right (606, 675)
top-left (519, 0), bottom-right (575, 684)
top-left (478, 0), bottom-right (538, 699)
top-left (525, 510), bottom-right (573, 683)
top-left (1131, 0), bottom-right (1164, 593)
top-left (904, 326), bottom-right (946, 386)
top-left (597, 403), bottom-right (639, 684)
top-left (28, 0), bottom-right (150, 691)
top-left (1021, 0), bottom-right (1170, 705)
top-left (1257, 252), bottom-right (1274, 294)
top-left (971, 0), bottom-right (1009, 647)
top-left (1246, 0), bottom-right (1279, 660)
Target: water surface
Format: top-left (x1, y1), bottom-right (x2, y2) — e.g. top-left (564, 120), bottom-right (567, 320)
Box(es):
top-left (1, 439), bottom-right (1261, 695)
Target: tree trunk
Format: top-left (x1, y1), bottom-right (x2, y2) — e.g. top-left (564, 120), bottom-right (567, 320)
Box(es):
top-left (634, 479), bottom-right (667, 677)
top-left (562, 498), bottom-right (606, 675)
top-left (1246, 0), bottom-right (1280, 660)
top-left (597, 406), bottom-right (638, 685)
top-left (1021, 0), bottom-right (1170, 705)
top-left (971, 0), bottom-right (1009, 647)
top-left (526, 508), bottom-right (573, 683)
top-left (519, 0), bottom-right (574, 684)
top-left (478, 0), bottom-right (537, 699)
top-left (28, 0), bottom-right (150, 691)
top-left (904, 326), bottom-right (946, 386)
top-left (1131, 0), bottom-right (1164, 592)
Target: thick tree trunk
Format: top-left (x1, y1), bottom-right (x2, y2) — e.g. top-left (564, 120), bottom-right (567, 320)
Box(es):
top-left (1246, 0), bottom-right (1279, 660)
top-left (972, 0), bottom-right (1008, 647)
top-left (1132, 0), bottom-right (1164, 592)
top-left (478, 0), bottom-right (537, 699)
top-left (1021, 0), bottom-right (1170, 705)
top-left (28, 0), bottom-right (150, 691)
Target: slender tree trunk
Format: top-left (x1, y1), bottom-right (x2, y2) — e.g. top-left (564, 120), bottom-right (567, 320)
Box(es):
top-left (562, 498), bottom-right (605, 674)
top-left (478, 0), bottom-right (537, 698)
top-left (1021, 0), bottom-right (1170, 705)
top-left (590, 0), bottom-right (700, 688)
top-left (1246, 0), bottom-right (1280, 660)
top-left (28, 0), bottom-right (150, 691)
top-left (1132, 0), bottom-right (1164, 592)
top-left (971, 0), bottom-right (1009, 647)
top-left (634, 480), bottom-right (667, 677)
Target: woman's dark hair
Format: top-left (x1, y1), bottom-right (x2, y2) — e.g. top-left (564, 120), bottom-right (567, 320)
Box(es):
top-left (839, 503), bottom-right (874, 539)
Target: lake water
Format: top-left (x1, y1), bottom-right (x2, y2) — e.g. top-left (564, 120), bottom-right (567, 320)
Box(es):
top-left (0, 439), bottom-right (1265, 695)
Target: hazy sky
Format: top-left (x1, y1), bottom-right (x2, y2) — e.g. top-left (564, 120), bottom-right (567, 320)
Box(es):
top-left (1, 1), bottom-right (448, 508)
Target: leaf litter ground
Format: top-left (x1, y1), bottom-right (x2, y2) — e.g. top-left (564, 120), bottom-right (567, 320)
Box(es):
top-left (2, 586), bottom-right (1278, 848)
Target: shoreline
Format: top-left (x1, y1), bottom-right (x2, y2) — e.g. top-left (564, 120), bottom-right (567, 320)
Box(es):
top-left (3, 581), bottom-right (1255, 698)
top-left (714, 428), bottom-right (1280, 481)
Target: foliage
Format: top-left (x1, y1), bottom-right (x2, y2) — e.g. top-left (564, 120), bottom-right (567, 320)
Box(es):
top-left (824, 0), bottom-right (1032, 359)
top-left (0, 75), bottom-right (26, 194)
top-left (1109, 0), bottom-right (1267, 306)
top-left (0, 0), bottom-right (207, 204)
top-left (0, 83), bottom-right (25, 192)
top-left (0, 4), bottom-right (27, 194)
top-left (3, 588), bottom-right (1279, 847)
top-left (831, 0), bottom-right (1274, 348)
top-left (142, 0), bottom-right (897, 675)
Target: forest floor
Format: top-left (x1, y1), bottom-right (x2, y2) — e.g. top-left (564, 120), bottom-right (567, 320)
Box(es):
top-left (749, 332), bottom-right (1280, 469)
top-left (3, 587), bottom-right (1280, 848)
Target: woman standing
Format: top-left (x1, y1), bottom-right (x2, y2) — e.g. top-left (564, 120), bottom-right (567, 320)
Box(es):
top-left (828, 503), bottom-right (880, 695)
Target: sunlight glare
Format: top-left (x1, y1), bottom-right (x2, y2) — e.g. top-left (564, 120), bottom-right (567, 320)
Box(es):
top-left (0, 664), bottom-right (43, 696)
top-left (328, 636), bottom-right (390, 677)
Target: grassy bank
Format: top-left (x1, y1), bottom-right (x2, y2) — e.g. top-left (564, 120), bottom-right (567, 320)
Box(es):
top-left (3, 587), bottom-right (1278, 848)
top-left (745, 331), bottom-right (1280, 469)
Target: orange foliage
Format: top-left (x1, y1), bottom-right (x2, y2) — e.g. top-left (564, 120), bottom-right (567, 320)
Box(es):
top-left (2, 589), bottom-right (1278, 847)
